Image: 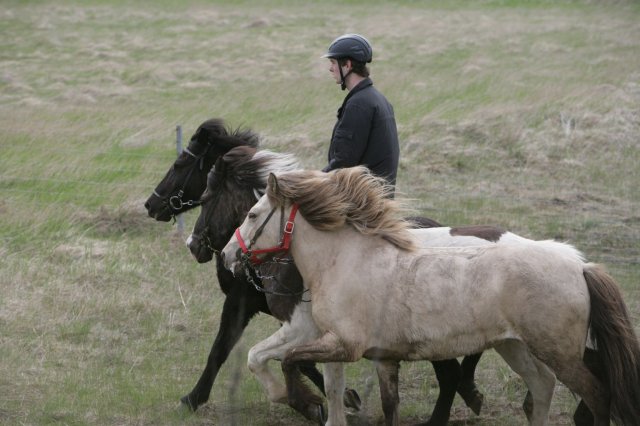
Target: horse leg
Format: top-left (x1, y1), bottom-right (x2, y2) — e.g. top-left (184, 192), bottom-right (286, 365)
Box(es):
top-left (298, 360), bottom-right (361, 412)
top-left (247, 327), bottom-right (297, 404)
top-left (548, 357), bottom-right (609, 426)
top-left (375, 360), bottom-right (400, 426)
top-left (323, 362), bottom-right (348, 426)
top-left (180, 284), bottom-right (264, 411)
top-left (458, 353), bottom-right (484, 415)
top-left (418, 359), bottom-right (460, 426)
top-left (523, 348), bottom-right (601, 424)
top-left (246, 307), bottom-right (333, 423)
top-left (494, 340), bottom-right (556, 426)
top-left (281, 358), bottom-right (327, 424)
top-left (573, 347), bottom-right (602, 426)
top-left (282, 332), bottom-right (358, 426)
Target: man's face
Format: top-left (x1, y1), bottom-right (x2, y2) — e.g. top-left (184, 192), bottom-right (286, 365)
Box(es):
top-left (328, 58), bottom-right (349, 85)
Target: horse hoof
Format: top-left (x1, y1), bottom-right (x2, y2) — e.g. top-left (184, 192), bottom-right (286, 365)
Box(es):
top-left (343, 388), bottom-right (362, 411)
top-left (458, 382), bottom-right (483, 415)
top-left (467, 392), bottom-right (483, 416)
top-left (179, 395), bottom-right (198, 412)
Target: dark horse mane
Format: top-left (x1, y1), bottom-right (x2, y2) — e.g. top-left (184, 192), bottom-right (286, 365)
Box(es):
top-left (194, 118), bottom-right (260, 152)
top-left (203, 145), bottom-right (300, 199)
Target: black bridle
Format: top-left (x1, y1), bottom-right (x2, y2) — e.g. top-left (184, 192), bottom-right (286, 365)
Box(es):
top-left (151, 145), bottom-right (207, 217)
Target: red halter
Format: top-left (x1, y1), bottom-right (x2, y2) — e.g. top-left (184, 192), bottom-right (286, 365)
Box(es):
top-left (235, 203), bottom-right (299, 265)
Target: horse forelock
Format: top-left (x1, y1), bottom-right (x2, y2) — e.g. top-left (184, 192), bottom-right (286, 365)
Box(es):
top-left (267, 167), bottom-right (417, 251)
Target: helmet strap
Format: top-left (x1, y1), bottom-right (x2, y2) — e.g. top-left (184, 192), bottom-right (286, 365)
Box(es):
top-left (338, 61), bottom-right (352, 91)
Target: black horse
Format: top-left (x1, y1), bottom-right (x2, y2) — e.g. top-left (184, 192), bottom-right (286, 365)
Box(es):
top-left (145, 118), bottom-right (485, 424)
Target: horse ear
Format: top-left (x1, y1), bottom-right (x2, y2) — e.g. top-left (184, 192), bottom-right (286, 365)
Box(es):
top-left (268, 173), bottom-right (279, 193)
top-left (214, 156), bottom-right (226, 177)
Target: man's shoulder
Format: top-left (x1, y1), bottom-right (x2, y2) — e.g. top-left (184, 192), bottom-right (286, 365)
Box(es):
top-left (349, 82), bottom-right (388, 104)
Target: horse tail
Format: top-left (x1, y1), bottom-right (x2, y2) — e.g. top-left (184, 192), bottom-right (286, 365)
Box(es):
top-left (584, 263), bottom-right (640, 424)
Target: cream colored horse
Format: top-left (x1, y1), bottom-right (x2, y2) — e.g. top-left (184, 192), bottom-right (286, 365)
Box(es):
top-left (240, 225), bottom-right (541, 424)
top-left (222, 167), bottom-right (640, 426)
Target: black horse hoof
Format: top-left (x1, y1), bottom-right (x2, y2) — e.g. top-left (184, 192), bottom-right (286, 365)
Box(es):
top-left (343, 388), bottom-right (362, 411)
top-left (180, 394), bottom-right (198, 412)
top-left (458, 382), bottom-right (484, 415)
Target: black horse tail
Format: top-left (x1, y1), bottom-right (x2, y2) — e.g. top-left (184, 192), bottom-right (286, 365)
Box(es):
top-left (584, 263), bottom-right (640, 425)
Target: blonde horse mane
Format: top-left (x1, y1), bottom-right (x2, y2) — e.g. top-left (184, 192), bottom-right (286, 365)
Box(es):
top-left (266, 167), bottom-right (416, 251)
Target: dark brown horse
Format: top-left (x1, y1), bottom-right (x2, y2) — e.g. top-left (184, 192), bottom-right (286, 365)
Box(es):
top-left (145, 119), bottom-right (336, 420)
top-left (145, 119), bottom-right (484, 423)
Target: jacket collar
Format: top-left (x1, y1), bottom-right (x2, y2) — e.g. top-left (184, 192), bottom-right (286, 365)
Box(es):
top-left (337, 78), bottom-right (373, 118)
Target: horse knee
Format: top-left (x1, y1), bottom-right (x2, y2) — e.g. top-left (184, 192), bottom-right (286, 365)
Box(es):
top-left (247, 348), bottom-right (263, 373)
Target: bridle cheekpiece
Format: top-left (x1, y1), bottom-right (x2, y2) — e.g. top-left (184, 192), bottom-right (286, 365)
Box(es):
top-left (235, 203), bottom-right (299, 266)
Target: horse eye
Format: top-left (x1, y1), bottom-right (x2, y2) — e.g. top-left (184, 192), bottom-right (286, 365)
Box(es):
top-left (248, 212), bottom-right (257, 220)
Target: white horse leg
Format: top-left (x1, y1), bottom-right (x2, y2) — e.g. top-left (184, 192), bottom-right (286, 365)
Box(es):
top-left (247, 305), bottom-right (323, 405)
top-left (323, 362), bottom-right (347, 426)
top-left (247, 326), bottom-right (293, 404)
top-left (494, 340), bottom-right (556, 426)
top-left (282, 331), bottom-right (360, 423)
top-left (375, 360), bottom-right (400, 426)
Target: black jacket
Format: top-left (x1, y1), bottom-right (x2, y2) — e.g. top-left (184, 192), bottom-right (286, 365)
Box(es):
top-left (323, 78), bottom-right (399, 187)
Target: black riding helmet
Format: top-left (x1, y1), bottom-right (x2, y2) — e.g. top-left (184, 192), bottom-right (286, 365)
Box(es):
top-left (323, 33), bottom-right (373, 63)
top-left (323, 34), bottom-right (373, 90)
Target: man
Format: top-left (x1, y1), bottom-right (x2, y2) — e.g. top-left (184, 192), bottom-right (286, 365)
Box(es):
top-left (322, 34), bottom-right (400, 189)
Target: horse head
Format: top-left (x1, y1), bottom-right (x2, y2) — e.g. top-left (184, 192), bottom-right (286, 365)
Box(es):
top-left (221, 173), bottom-right (292, 274)
top-left (187, 147), bottom-right (265, 263)
top-left (144, 118), bottom-right (259, 222)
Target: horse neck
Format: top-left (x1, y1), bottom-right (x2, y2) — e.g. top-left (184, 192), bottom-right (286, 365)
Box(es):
top-left (288, 216), bottom-right (380, 290)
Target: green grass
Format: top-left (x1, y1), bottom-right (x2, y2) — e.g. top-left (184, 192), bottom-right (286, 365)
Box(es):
top-left (1, 0), bottom-right (639, 425)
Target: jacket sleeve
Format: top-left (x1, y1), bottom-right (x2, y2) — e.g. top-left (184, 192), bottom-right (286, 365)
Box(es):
top-left (324, 103), bottom-right (372, 172)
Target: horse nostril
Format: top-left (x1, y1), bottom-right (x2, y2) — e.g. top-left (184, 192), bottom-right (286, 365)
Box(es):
top-left (220, 251), bottom-right (226, 263)
top-left (144, 201), bottom-right (150, 210)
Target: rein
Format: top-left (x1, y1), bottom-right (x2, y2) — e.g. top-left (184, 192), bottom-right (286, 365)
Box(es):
top-left (243, 258), bottom-right (310, 301)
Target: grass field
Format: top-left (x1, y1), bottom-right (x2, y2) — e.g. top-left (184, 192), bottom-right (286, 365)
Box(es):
top-left (1, 0), bottom-right (639, 424)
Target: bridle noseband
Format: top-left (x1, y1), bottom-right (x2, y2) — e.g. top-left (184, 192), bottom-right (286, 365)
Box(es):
top-left (235, 203), bottom-right (299, 266)
top-left (152, 145), bottom-right (207, 216)
top-left (235, 202), bottom-right (309, 300)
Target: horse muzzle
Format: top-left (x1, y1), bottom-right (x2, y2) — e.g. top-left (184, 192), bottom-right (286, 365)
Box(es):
top-left (187, 233), bottom-right (214, 264)
top-left (220, 244), bottom-right (243, 275)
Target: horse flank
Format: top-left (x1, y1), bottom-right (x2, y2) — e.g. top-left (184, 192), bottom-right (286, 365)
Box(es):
top-left (267, 167), bottom-right (417, 251)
